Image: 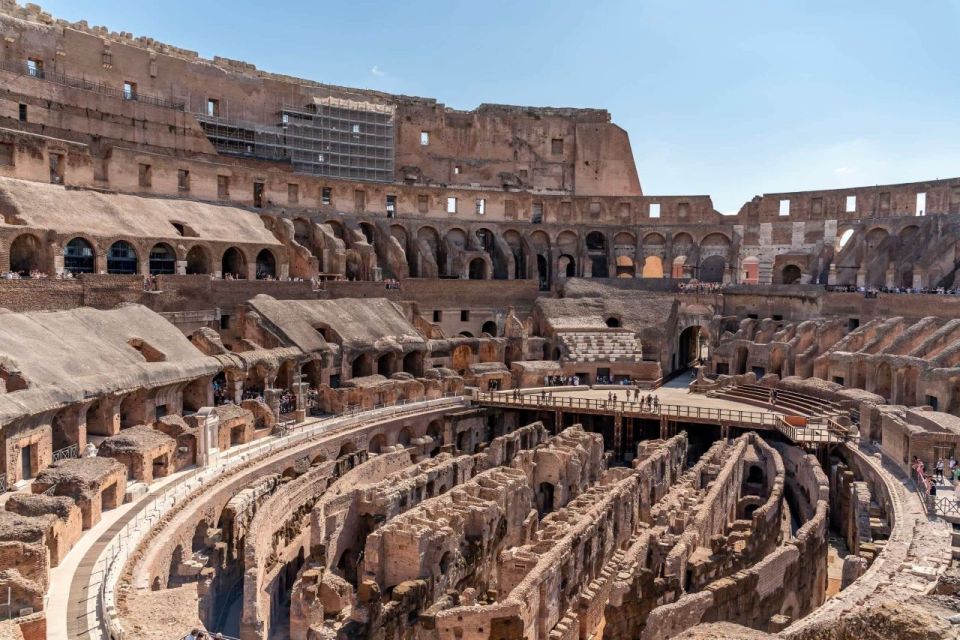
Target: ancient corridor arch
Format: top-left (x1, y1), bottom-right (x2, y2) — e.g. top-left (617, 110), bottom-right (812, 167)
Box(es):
top-left (559, 254), bottom-right (577, 278)
top-left (185, 246), bottom-right (210, 275)
top-left (677, 326), bottom-right (704, 371)
top-left (468, 257), bottom-right (488, 280)
top-left (8, 233), bottom-right (42, 275)
top-left (875, 361), bottom-right (893, 400)
top-left (222, 247), bottom-right (247, 278)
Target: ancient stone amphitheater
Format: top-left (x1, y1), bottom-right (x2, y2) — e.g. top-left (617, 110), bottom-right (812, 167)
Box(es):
top-left (0, 2), bottom-right (958, 639)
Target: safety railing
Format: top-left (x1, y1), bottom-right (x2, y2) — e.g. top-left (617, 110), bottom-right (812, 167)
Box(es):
top-left (89, 394), bottom-right (467, 639)
top-left (773, 415), bottom-right (849, 445)
top-left (911, 466), bottom-right (960, 518)
top-left (0, 475), bottom-right (6, 494)
top-left (52, 443), bottom-right (80, 463)
top-left (475, 391), bottom-right (782, 428)
top-left (0, 59), bottom-right (186, 110)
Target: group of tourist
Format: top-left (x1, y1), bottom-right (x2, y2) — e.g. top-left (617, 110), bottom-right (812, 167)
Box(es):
top-left (2, 269), bottom-right (71, 279)
top-left (543, 375), bottom-right (583, 386)
top-left (183, 630), bottom-right (226, 640)
top-left (678, 282), bottom-right (726, 294)
top-left (383, 278), bottom-right (402, 290)
top-left (912, 456), bottom-right (960, 499)
top-left (827, 285), bottom-right (960, 296)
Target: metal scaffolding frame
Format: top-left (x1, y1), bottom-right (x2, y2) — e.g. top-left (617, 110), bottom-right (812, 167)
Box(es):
top-left (197, 98), bottom-right (395, 183)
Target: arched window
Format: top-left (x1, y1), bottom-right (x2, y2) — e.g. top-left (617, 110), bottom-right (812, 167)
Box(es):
top-left (468, 258), bottom-right (486, 280)
top-left (782, 264), bottom-right (802, 285)
top-left (64, 237), bottom-right (95, 274)
top-left (107, 241), bottom-right (138, 274)
top-left (149, 243), bottom-right (176, 275)
top-left (9, 234), bottom-right (42, 275)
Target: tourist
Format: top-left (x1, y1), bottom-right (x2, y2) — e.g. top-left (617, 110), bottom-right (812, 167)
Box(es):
top-left (184, 630), bottom-right (200, 640)
top-left (936, 458), bottom-right (945, 482)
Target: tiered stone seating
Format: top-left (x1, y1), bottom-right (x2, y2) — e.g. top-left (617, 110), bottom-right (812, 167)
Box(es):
top-left (709, 384), bottom-right (842, 417)
top-left (557, 331), bottom-right (643, 363)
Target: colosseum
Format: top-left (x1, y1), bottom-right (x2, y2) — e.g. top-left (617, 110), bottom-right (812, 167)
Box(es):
top-left (0, 2), bottom-right (957, 639)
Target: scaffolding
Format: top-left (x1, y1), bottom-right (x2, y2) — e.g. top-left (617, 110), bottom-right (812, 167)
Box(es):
top-left (197, 97), bottom-right (395, 183)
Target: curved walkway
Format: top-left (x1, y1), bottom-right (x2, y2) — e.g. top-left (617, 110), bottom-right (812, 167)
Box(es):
top-left (53, 396), bottom-right (467, 640)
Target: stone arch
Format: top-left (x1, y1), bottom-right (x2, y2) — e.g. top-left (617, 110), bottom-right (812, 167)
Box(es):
top-left (605, 316), bottom-right (621, 328)
top-left (556, 230), bottom-right (579, 258)
top-left (585, 231), bottom-right (608, 278)
top-left (481, 320), bottom-right (497, 336)
top-left (337, 441), bottom-right (356, 458)
top-left (221, 247), bottom-right (247, 278)
top-left (416, 225), bottom-right (441, 276)
top-left (255, 248), bottom-right (277, 279)
top-left (368, 433), bottom-right (387, 454)
top-left (643, 232), bottom-right (667, 250)
top-left (700, 232), bottom-right (731, 248)
top-left (901, 365), bottom-right (919, 406)
top-left (64, 236), bottom-right (96, 274)
top-left (699, 255), bottom-right (726, 283)
top-left (8, 233), bottom-right (43, 275)
top-left (641, 255), bottom-right (663, 278)
top-left (359, 222), bottom-right (376, 245)
top-left (468, 257), bottom-right (488, 280)
top-left (782, 264), bottom-right (802, 285)
top-left (377, 352), bottom-right (397, 376)
top-left (403, 351), bottom-right (424, 377)
top-left (149, 242), bottom-right (176, 275)
top-left (325, 219), bottom-right (346, 240)
top-left (558, 254), bottom-right (576, 278)
top-left (185, 245), bottom-right (210, 275)
top-left (503, 229), bottom-right (527, 280)
top-left (672, 255), bottom-right (687, 279)
top-left (876, 361), bottom-right (893, 400)
top-left (397, 426), bottom-right (413, 447)
top-left (351, 353), bottom-right (373, 378)
top-left (672, 232), bottom-right (694, 255)
top-left (616, 255), bottom-right (635, 278)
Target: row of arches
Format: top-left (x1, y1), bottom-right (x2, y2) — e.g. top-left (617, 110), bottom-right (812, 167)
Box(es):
top-left (6, 233), bottom-right (279, 279)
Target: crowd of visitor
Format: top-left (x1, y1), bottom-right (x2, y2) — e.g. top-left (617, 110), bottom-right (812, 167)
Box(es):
top-left (678, 281), bottom-right (726, 293)
top-left (384, 278), bottom-right (402, 290)
top-left (912, 455), bottom-right (960, 500)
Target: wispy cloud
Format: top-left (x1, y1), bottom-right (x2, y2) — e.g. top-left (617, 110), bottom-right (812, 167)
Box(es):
top-left (371, 65), bottom-right (386, 77)
top-left (834, 166), bottom-right (854, 176)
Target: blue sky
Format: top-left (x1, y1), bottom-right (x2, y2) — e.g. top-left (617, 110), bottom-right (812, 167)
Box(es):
top-left (35, 0), bottom-right (960, 212)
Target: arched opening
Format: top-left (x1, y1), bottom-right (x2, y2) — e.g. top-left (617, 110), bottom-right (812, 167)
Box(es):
top-left (337, 441), bottom-right (356, 458)
top-left (221, 247), bottom-right (247, 279)
top-left (458, 331), bottom-right (474, 338)
top-left (359, 223), bottom-right (375, 245)
top-left (678, 326), bottom-right (703, 371)
top-left (586, 231), bottom-right (608, 278)
top-left (255, 249), bottom-right (276, 279)
top-left (902, 366), bottom-right (919, 406)
top-left (605, 317), bottom-right (621, 328)
top-left (368, 433), bottom-right (387, 454)
top-left (377, 352), bottom-right (396, 376)
top-left (185, 246), bottom-right (210, 275)
top-left (536, 482), bottom-right (555, 516)
top-left (782, 264), bottom-right (802, 285)
top-left (8, 234), bottom-right (42, 275)
top-left (107, 240), bottom-right (139, 275)
top-left (838, 228), bottom-right (855, 249)
top-left (699, 255), bottom-right (726, 283)
top-left (734, 346), bottom-right (749, 375)
top-left (641, 256), bottom-right (663, 278)
top-left (536, 254), bottom-right (550, 290)
top-left (746, 465), bottom-right (764, 485)
top-left (64, 237), bottom-right (95, 274)
top-left (468, 257), bottom-right (486, 280)
top-left (336, 547), bottom-right (360, 586)
top-left (876, 362), bottom-right (893, 400)
top-left (742, 256), bottom-right (759, 284)
top-left (481, 320), bottom-right (497, 336)
top-left (559, 254), bottom-right (576, 278)
top-left (403, 351), bottom-right (424, 377)
top-left (616, 255), bottom-right (635, 278)
top-left (149, 243), bottom-right (176, 275)
top-left (351, 353), bottom-right (373, 378)
top-left (397, 427), bottom-right (413, 447)
top-left (672, 255), bottom-right (687, 279)
top-left (426, 420), bottom-right (443, 455)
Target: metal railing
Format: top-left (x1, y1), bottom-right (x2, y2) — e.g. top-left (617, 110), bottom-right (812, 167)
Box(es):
top-left (773, 415), bottom-right (850, 445)
top-left (476, 391), bottom-right (781, 428)
top-left (90, 394), bottom-right (467, 639)
top-left (52, 443), bottom-right (80, 463)
top-left (0, 475), bottom-right (6, 494)
top-left (0, 59), bottom-right (186, 110)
